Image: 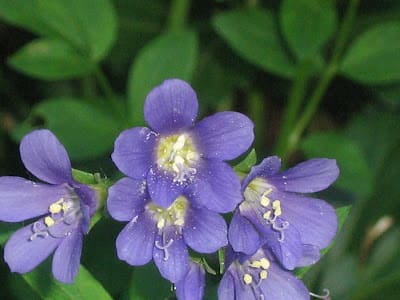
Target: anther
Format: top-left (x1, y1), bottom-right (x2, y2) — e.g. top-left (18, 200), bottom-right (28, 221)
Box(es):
top-left (243, 273), bottom-right (253, 285)
top-left (44, 216), bottom-right (55, 227)
top-left (259, 270), bottom-right (268, 280)
top-left (259, 258), bottom-right (270, 270)
top-left (249, 261), bottom-right (262, 268)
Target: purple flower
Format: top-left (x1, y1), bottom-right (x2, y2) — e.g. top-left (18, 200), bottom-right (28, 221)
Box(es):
top-left (229, 156), bottom-right (339, 270)
top-left (0, 130), bottom-right (97, 283)
top-left (107, 176), bottom-right (228, 283)
top-left (175, 262), bottom-right (206, 300)
top-left (218, 247), bottom-right (310, 300)
top-left (111, 79), bottom-right (254, 213)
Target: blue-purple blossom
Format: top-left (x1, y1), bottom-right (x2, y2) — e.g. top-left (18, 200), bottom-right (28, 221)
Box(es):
top-left (218, 247), bottom-right (310, 300)
top-left (107, 177), bottom-right (227, 283)
top-left (229, 156), bottom-right (339, 270)
top-left (0, 130), bottom-right (97, 283)
top-left (175, 261), bottom-right (206, 300)
top-left (111, 78), bottom-right (254, 213)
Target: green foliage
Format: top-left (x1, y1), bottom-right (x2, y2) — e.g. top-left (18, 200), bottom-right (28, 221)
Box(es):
top-left (280, 0), bottom-right (337, 60)
top-left (22, 261), bottom-right (112, 300)
top-left (128, 263), bottom-right (174, 299)
top-left (13, 98), bottom-right (122, 160)
top-left (234, 149), bottom-right (257, 174)
top-left (0, 0), bottom-right (117, 81)
top-left (127, 30), bottom-right (198, 125)
top-left (8, 39), bottom-right (94, 80)
top-left (213, 9), bottom-right (295, 78)
top-left (340, 21), bottom-right (400, 84)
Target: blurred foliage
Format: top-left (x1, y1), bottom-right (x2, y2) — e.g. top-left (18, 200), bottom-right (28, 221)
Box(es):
top-left (1, 0), bottom-right (400, 299)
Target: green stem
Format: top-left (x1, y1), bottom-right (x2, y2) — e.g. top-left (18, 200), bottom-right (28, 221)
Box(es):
top-left (249, 91), bottom-right (266, 154)
top-left (275, 60), bottom-right (314, 156)
top-left (167, 0), bottom-right (191, 32)
top-left (94, 66), bottom-right (124, 121)
top-left (280, 0), bottom-right (360, 160)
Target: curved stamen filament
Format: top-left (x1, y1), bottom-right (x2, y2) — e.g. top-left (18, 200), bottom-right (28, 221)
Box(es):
top-left (155, 231), bottom-right (174, 261)
top-left (310, 289), bottom-right (330, 300)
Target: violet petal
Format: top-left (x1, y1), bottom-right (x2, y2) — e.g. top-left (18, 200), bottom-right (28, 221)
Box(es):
top-left (193, 111), bottom-right (254, 160)
top-left (111, 127), bottom-right (156, 179)
top-left (189, 160), bottom-right (241, 213)
top-left (4, 220), bottom-right (61, 273)
top-left (144, 79), bottom-right (198, 133)
top-left (52, 228), bottom-right (83, 283)
top-left (269, 158), bottom-right (339, 193)
top-left (107, 177), bottom-right (148, 222)
top-left (116, 212), bottom-right (156, 266)
top-left (183, 207), bottom-right (228, 253)
top-left (20, 129), bottom-right (72, 184)
top-left (0, 177), bottom-right (66, 222)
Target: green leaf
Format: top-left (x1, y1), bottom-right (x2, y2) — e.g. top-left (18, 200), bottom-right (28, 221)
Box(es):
top-left (0, 0), bottom-right (54, 36)
top-left (18, 98), bottom-right (121, 160)
top-left (340, 21), bottom-right (400, 84)
top-left (213, 9), bottom-right (295, 78)
top-left (8, 39), bottom-right (94, 80)
top-left (295, 205), bottom-right (351, 278)
top-left (36, 0), bottom-right (117, 61)
top-left (345, 107), bottom-right (400, 171)
top-left (0, 0), bottom-right (117, 61)
top-left (128, 263), bottom-right (174, 300)
top-left (72, 169), bottom-right (97, 185)
top-left (22, 260), bottom-right (112, 300)
top-left (127, 30), bottom-right (198, 125)
top-left (234, 149), bottom-right (257, 174)
top-left (301, 132), bottom-right (373, 197)
top-left (280, 0), bottom-right (337, 60)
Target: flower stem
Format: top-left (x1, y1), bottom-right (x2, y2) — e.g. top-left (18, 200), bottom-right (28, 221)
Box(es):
top-left (274, 60), bottom-right (314, 156)
top-left (279, 0), bottom-right (360, 160)
top-left (167, 0), bottom-right (191, 32)
top-left (94, 66), bottom-right (125, 121)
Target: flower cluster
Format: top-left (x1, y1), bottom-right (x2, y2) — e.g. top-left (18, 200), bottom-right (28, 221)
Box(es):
top-left (107, 79), bottom-right (339, 299)
top-left (0, 79), bottom-right (339, 299)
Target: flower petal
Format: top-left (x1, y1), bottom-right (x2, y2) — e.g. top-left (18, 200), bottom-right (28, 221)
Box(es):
top-left (52, 228), bottom-right (83, 283)
top-left (279, 193), bottom-right (338, 249)
top-left (153, 226), bottom-right (189, 283)
top-left (175, 262), bottom-right (205, 300)
top-left (107, 177), bottom-right (148, 221)
top-left (111, 127), bottom-right (156, 179)
top-left (0, 177), bottom-right (66, 222)
top-left (116, 212), bottom-right (156, 266)
top-left (189, 160), bottom-right (241, 213)
top-left (183, 207), bottom-right (228, 253)
top-left (193, 111), bottom-right (254, 160)
top-left (228, 211), bottom-right (261, 255)
top-left (4, 221), bottom-right (61, 273)
top-left (259, 261), bottom-right (310, 300)
top-left (269, 158), bottom-right (339, 193)
top-left (242, 156), bottom-right (282, 189)
top-left (147, 166), bottom-right (185, 208)
top-left (218, 272), bottom-right (236, 300)
top-left (74, 183), bottom-right (98, 217)
top-left (20, 129), bottom-right (72, 184)
top-left (297, 244), bottom-right (321, 267)
top-left (144, 79), bottom-right (198, 133)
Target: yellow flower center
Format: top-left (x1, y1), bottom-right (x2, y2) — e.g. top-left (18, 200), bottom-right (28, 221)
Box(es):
top-left (156, 133), bottom-right (200, 183)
